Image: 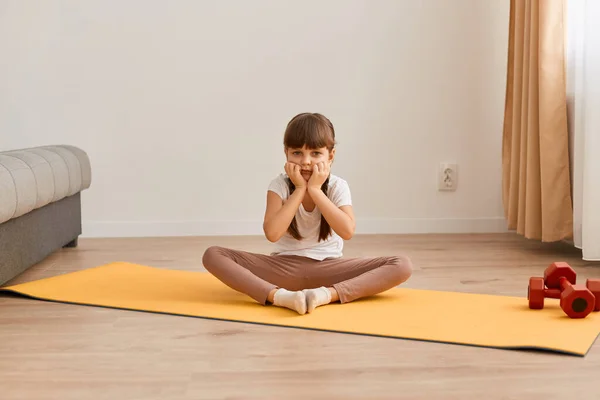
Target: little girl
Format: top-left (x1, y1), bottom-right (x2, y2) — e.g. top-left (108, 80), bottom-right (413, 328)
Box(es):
top-left (202, 112), bottom-right (413, 314)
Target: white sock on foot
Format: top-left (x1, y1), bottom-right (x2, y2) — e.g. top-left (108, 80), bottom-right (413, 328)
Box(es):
top-left (273, 288), bottom-right (307, 315)
top-left (303, 287), bottom-right (332, 313)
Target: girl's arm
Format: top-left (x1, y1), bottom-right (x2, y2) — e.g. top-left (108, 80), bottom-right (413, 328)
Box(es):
top-left (262, 187), bottom-right (306, 242)
top-left (308, 187), bottom-right (356, 240)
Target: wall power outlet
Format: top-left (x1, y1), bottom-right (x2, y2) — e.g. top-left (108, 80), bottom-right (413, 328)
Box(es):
top-left (438, 163), bottom-right (457, 191)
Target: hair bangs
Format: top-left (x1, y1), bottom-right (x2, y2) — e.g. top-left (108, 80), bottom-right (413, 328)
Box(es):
top-left (283, 113), bottom-right (335, 150)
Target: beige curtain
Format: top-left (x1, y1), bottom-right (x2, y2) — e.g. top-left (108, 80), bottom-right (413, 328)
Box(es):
top-left (502, 0), bottom-right (573, 242)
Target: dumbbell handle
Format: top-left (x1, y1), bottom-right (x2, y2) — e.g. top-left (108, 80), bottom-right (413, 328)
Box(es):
top-left (543, 276), bottom-right (572, 299)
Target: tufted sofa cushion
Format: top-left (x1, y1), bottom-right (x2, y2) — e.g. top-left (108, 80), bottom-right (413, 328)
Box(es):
top-left (0, 145), bottom-right (91, 224)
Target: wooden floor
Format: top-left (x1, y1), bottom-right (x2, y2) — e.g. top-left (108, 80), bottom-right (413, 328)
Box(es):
top-left (1, 233), bottom-right (600, 399)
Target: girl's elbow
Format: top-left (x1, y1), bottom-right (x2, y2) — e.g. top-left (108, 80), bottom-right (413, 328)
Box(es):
top-left (263, 224), bottom-right (281, 242)
top-left (340, 224), bottom-right (355, 240)
top-left (265, 233), bottom-right (280, 243)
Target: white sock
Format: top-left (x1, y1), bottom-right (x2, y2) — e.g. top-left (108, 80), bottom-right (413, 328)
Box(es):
top-left (303, 287), bottom-right (332, 313)
top-left (273, 288), bottom-right (307, 315)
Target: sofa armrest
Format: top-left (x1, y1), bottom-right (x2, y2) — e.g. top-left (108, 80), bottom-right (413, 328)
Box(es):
top-left (0, 145), bottom-right (92, 224)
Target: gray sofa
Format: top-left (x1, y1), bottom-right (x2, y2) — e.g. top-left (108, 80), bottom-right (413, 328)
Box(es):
top-left (0, 145), bottom-right (91, 285)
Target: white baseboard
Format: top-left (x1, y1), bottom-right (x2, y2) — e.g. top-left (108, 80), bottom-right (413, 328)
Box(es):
top-left (81, 217), bottom-right (508, 238)
top-left (353, 217), bottom-right (508, 234)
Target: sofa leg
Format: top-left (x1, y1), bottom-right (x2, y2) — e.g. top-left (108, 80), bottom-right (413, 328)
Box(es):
top-left (63, 237), bottom-right (78, 248)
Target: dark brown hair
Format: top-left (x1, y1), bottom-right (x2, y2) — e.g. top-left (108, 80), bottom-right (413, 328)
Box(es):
top-left (283, 113), bottom-right (336, 242)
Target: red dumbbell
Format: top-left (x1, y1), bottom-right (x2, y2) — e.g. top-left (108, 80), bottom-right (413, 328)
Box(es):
top-left (527, 262), bottom-right (600, 319)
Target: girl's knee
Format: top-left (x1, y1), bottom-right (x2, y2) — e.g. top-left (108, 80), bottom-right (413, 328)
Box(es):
top-left (202, 245), bottom-right (226, 267)
top-left (388, 255), bottom-right (413, 283)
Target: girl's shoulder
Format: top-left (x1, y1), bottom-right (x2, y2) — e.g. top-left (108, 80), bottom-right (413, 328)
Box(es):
top-left (267, 173), bottom-right (290, 198)
top-left (328, 174), bottom-right (351, 191)
top-left (328, 174), bottom-right (349, 186)
top-left (327, 174), bottom-right (352, 207)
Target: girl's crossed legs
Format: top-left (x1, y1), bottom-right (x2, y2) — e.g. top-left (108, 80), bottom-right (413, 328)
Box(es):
top-left (201, 246), bottom-right (413, 314)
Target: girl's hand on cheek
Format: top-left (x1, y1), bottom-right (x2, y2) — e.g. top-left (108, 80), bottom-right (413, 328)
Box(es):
top-left (285, 162), bottom-right (307, 188)
top-left (308, 161), bottom-right (331, 189)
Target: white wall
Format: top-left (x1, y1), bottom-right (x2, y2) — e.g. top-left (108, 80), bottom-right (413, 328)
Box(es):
top-left (566, 0), bottom-right (600, 260)
top-left (0, 0), bottom-right (510, 237)
top-left (566, 0), bottom-right (586, 248)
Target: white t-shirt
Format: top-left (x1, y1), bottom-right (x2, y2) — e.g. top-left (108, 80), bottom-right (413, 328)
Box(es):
top-left (267, 173), bottom-right (352, 260)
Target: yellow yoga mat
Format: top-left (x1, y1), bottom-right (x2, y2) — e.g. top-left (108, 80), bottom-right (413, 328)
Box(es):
top-left (1, 262), bottom-right (599, 356)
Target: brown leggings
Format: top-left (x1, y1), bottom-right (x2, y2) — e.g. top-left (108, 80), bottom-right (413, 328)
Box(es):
top-left (201, 246), bottom-right (413, 305)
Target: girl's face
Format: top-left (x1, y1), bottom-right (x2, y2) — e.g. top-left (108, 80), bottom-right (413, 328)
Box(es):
top-left (285, 145), bottom-right (335, 180)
